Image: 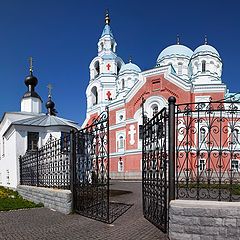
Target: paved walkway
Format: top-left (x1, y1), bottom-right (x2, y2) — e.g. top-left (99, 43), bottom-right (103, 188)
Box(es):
top-left (0, 181), bottom-right (168, 240)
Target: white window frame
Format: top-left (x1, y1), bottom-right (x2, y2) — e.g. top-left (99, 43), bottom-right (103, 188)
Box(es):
top-left (116, 109), bottom-right (126, 124)
top-left (178, 62), bottom-right (183, 75)
top-left (202, 60), bottom-right (206, 72)
top-left (116, 131), bottom-right (125, 152)
top-left (118, 136), bottom-right (124, 149)
top-left (231, 159), bottom-right (239, 172)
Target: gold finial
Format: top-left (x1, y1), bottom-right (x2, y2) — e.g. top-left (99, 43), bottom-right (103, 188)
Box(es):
top-left (105, 9), bottom-right (110, 25)
top-left (177, 34), bottom-right (180, 45)
top-left (47, 83), bottom-right (53, 97)
top-left (29, 56), bottom-right (33, 74)
top-left (204, 35), bottom-right (208, 45)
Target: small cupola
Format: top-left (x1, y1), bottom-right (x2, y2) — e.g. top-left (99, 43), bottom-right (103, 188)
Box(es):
top-left (116, 57), bottom-right (141, 97)
top-left (46, 84), bottom-right (57, 116)
top-left (190, 36), bottom-right (222, 84)
top-left (21, 57), bottom-right (42, 113)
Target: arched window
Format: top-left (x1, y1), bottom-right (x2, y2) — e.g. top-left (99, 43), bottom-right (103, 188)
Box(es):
top-left (118, 136), bottom-right (124, 149)
top-left (200, 128), bottom-right (206, 144)
top-left (151, 104), bottom-right (159, 117)
top-left (100, 42), bottom-right (104, 51)
top-left (121, 79), bottom-right (125, 89)
top-left (232, 129), bottom-right (239, 144)
top-left (94, 61), bottom-right (100, 78)
top-left (117, 62), bottom-right (121, 75)
top-left (91, 86), bottom-right (98, 106)
top-left (202, 60), bottom-right (206, 73)
top-left (231, 159), bottom-right (239, 172)
top-left (178, 62), bottom-right (183, 75)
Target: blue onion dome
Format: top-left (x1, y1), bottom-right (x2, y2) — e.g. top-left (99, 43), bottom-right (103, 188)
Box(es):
top-left (24, 71), bottom-right (38, 87)
top-left (193, 44), bottom-right (220, 58)
top-left (157, 44), bottom-right (193, 63)
top-left (119, 62), bottom-right (141, 74)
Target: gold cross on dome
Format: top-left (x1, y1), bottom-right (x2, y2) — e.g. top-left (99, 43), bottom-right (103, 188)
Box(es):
top-left (29, 56), bottom-right (33, 73)
top-left (47, 83), bottom-right (53, 97)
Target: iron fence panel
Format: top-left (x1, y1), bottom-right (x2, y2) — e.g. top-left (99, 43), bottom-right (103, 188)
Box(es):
top-left (176, 100), bottom-right (240, 201)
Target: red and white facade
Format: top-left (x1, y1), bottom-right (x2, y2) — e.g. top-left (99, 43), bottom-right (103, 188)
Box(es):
top-left (83, 15), bottom-right (227, 179)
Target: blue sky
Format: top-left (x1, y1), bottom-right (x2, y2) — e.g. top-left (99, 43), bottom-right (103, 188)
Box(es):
top-left (0, 0), bottom-right (240, 125)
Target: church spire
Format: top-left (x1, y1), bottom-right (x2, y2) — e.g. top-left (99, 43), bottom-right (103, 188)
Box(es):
top-left (98, 10), bottom-right (116, 55)
top-left (101, 11), bottom-right (114, 38)
top-left (105, 10), bottom-right (110, 25)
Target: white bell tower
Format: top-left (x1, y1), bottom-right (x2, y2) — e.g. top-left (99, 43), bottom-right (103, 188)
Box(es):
top-left (86, 11), bottom-right (124, 115)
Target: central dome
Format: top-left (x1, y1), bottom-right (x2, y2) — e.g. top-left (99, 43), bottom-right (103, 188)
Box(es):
top-left (157, 44), bottom-right (193, 63)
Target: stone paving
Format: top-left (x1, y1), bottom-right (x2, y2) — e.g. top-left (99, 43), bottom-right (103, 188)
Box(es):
top-left (0, 181), bottom-right (168, 240)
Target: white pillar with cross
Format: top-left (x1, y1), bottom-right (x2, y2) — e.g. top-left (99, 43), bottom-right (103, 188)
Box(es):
top-left (128, 124), bottom-right (136, 145)
top-left (106, 63), bottom-right (111, 71)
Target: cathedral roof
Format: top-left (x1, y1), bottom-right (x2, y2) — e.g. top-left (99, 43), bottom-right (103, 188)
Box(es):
top-left (157, 44), bottom-right (193, 62)
top-left (12, 115), bottom-right (80, 129)
top-left (193, 44), bottom-right (220, 57)
top-left (119, 62), bottom-right (141, 74)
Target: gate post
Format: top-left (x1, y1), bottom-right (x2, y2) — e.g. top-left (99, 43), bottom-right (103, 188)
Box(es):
top-left (70, 129), bottom-right (76, 212)
top-left (19, 156), bottom-right (23, 185)
top-left (36, 149), bottom-right (39, 187)
top-left (168, 96), bottom-right (176, 201)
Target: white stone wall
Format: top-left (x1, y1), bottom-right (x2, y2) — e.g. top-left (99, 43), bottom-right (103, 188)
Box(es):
top-left (169, 200), bottom-right (240, 240)
top-left (17, 185), bottom-right (72, 214)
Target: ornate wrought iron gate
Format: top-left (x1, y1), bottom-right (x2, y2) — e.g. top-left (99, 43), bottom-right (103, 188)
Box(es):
top-left (72, 110), bottom-right (110, 223)
top-left (142, 103), bottom-right (169, 232)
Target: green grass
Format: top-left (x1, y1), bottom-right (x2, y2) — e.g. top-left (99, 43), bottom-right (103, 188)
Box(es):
top-left (178, 182), bottom-right (240, 195)
top-left (0, 186), bottom-right (43, 211)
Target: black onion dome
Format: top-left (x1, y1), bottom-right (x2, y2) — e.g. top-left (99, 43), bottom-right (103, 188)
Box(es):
top-left (24, 73), bottom-right (38, 87)
top-left (46, 97), bottom-right (55, 109)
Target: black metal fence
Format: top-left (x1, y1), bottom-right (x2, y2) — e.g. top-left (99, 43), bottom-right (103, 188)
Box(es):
top-left (142, 104), bottom-right (168, 232)
top-left (73, 111), bottom-right (110, 222)
top-left (20, 134), bottom-right (71, 189)
top-left (142, 97), bottom-right (240, 234)
top-left (19, 109), bottom-right (131, 224)
top-left (176, 100), bottom-right (240, 201)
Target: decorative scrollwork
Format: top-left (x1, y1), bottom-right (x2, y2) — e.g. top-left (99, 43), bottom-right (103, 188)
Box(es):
top-left (176, 100), bottom-right (240, 201)
top-left (142, 106), bottom-right (168, 232)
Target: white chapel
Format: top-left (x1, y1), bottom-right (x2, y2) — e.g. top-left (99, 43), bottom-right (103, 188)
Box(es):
top-left (0, 61), bottom-right (80, 188)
